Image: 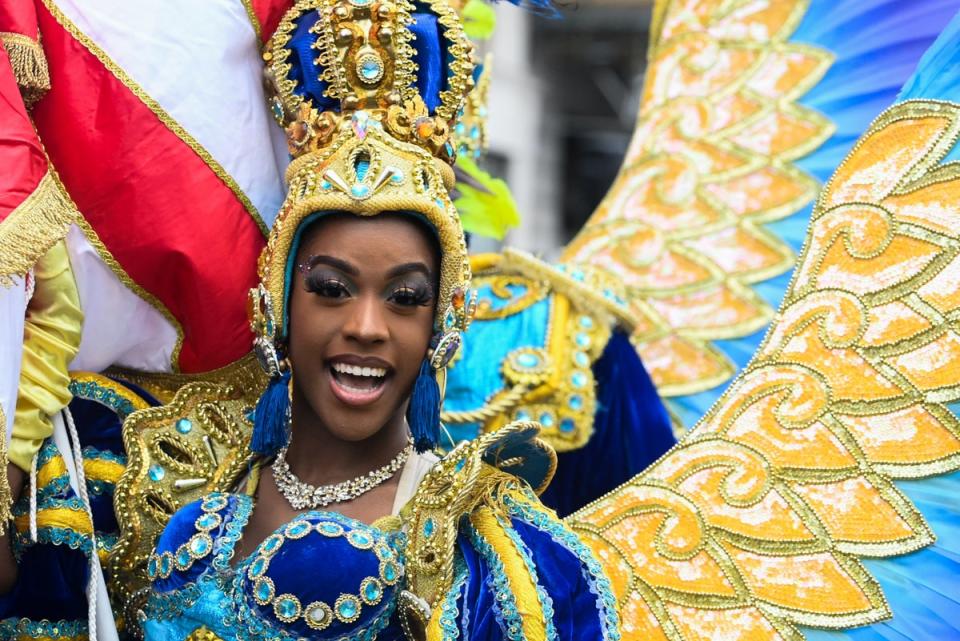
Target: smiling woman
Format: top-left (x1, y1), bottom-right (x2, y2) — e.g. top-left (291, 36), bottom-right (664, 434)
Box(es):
top-left (135, 1), bottom-right (620, 640)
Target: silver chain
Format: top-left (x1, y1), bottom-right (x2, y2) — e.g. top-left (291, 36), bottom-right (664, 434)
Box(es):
top-left (271, 440), bottom-right (412, 510)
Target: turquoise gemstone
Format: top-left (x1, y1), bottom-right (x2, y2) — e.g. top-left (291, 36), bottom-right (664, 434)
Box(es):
top-left (579, 316), bottom-right (594, 329)
top-left (249, 557), bottom-right (267, 578)
top-left (202, 495), bottom-right (226, 512)
top-left (189, 535), bottom-right (210, 556)
top-left (286, 521), bottom-right (310, 538)
top-left (318, 522), bottom-right (344, 537)
top-left (455, 123), bottom-right (465, 135)
top-left (516, 410), bottom-right (531, 421)
top-left (574, 352), bottom-right (589, 368)
top-left (390, 171), bottom-right (404, 184)
top-left (454, 458), bottom-right (466, 472)
top-left (575, 333), bottom-right (591, 348)
top-left (569, 395), bottom-right (584, 411)
top-left (363, 579), bottom-right (382, 603)
top-left (321, 180), bottom-right (332, 191)
top-left (571, 372), bottom-right (588, 388)
top-left (424, 518), bottom-right (435, 538)
top-left (351, 184), bottom-right (371, 198)
top-left (255, 579), bottom-right (272, 602)
top-left (175, 418), bottom-right (192, 434)
top-left (560, 418), bottom-right (576, 433)
top-left (349, 530), bottom-right (373, 548)
top-left (147, 556), bottom-right (158, 578)
top-left (359, 57), bottom-right (382, 81)
top-left (571, 269), bottom-right (585, 281)
top-left (159, 554), bottom-right (171, 576)
top-left (337, 596), bottom-right (359, 619)
top-left (516, 353), bottom-right (540, 369)
top-left (197, 513), bottom-right (220, 530)
top-left (539, 413), bottom-right (555, 427)
top-left (262, 535), bottom-right (283, 554)
top-left (470, 125), bottom-right (480, 139)
top-left (176, 546), bottom-right (191, 567)
top-left (277, 596), bottom-right (299, 619)
top-left (148, 464), bottom-right (165, 482)
top-left (383, 562), bottom-right (398, 583)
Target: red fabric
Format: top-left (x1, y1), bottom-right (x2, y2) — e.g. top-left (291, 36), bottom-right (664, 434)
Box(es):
top-left (0, 46), bottom-right (46, 222)
top-left (0, 0), bottom-right (39, 38)
top-left (32, 2), bottom-right (265, 373)
top-left (251, 0), bottom-right (295, 42)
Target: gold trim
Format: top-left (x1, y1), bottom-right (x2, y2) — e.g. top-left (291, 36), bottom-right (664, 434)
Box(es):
top-left (72, 215), bottom-right (185, 371)
top-left (1, 32), bottom-right (50, 105)
top-left (0, 405), bottom-right (10, 535)
top-left (40, 0), bottom-right (269, 237)
top-left (239, 0), bottom-right (263, 41)
top-left (107, 351), bottom-right (266, 404)
top-left (0, 171), bottom-right (77, 287)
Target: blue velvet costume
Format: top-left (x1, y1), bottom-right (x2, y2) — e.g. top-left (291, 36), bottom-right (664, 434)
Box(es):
top-left (144, 480), bottom-right (620, 640)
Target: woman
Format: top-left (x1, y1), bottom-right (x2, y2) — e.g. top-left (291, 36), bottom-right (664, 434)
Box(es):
top-left (138, 1), bottom-right (620, 639)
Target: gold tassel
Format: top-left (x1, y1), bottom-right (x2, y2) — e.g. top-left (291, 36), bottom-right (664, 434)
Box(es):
top-left (1, 32), bottom-right (50, 107)
top-left (0, 405), bottom-right (11, 535)
top-left (0, 172), bottom-right (78, 287)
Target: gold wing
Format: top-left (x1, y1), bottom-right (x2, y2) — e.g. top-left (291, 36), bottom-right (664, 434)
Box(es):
top-left (562, 0), bottom-right (833, 397)
top-left (566, 100), bottom-right (960, 640)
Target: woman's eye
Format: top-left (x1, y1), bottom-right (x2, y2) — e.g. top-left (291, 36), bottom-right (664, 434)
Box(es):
top-left (390, 284), bottom-right (432, 307)
top-left (307, 277), bottom-right (350, 299)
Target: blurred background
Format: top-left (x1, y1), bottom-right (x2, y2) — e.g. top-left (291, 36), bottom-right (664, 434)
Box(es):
top-left (479, 0), bottom-right (654, 256)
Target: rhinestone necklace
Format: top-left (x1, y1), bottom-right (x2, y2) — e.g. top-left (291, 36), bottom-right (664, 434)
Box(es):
top-left (271, 440), bottom-right (412, 510)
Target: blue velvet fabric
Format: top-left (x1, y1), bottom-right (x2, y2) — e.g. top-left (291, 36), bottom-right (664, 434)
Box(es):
top-left (146, 488), bottom-right (617, 640)
top-left (284, 6), bottom-right (452, 115)
top-left (539, 331), bottom-right (676, 517)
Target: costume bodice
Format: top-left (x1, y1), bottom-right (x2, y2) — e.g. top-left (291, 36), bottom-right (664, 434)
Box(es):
top-left (144, 493), bottom-right (406, 641)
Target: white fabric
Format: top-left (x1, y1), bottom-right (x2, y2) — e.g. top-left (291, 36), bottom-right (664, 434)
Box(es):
top-left (392, 450), bottom-right (439, 514)
top-left (51, 412), bottom-right (120, 641)
top-left (0, 277), bottom-right (26, 441)
top-left (67, 225), bottom-right (179, 373)
top-left (51, 0), bottom-right (290, 229)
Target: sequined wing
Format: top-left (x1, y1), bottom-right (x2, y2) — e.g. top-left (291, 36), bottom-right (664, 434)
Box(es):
top-left (566, 99), bottom-right (960, 640)
top-left (562, 0), bottom-right (832, 400)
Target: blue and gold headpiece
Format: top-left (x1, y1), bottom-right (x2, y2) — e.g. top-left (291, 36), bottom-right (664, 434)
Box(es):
top-left (249, 0), bottom-right (479, 454)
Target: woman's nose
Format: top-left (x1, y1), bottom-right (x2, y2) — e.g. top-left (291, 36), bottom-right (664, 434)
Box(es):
top-left (342, 295), bottom-right (389, 343)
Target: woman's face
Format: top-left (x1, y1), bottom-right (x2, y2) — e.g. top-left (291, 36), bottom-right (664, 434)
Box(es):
top-left (287, 213), bottom-right (439, 443)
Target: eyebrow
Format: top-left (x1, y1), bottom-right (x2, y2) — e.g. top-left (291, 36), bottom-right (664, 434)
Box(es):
top-left (305, 255), bottom-right (359, 276)
top-left (304, 255), bottom-right (433, 280)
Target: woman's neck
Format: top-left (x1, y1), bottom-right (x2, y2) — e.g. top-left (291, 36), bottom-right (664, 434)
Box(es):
top-left (283, 399), bottom-right (410, 487)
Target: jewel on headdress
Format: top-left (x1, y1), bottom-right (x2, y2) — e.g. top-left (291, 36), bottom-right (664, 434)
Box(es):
top-left (352, 111), bottom-right (371, 140)
top-left (357, 52), bottom-right (385, 85)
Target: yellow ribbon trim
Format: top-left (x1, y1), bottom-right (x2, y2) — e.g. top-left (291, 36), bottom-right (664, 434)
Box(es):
top-left (469, 507), bottom-right (548, 641)
top-left (0, 31), bottom-right (50, 105)
top-left (0, 171), bottom-right (77, 286)
top-left (83, 456), bottom-right (124, 485)
top-left (36, 452), bottom-right (68, 489)
top-left (14, 505), bottom-right (93, 535)
top-left (70, 371), bottom-right (151, 414)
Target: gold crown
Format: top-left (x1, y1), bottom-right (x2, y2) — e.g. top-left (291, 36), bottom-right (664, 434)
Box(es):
top-left (252, 0), bottom-right (478, 371)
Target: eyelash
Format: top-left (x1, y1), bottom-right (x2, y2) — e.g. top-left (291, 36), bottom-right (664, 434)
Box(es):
top-left (303, 273), bottom-right (433, 307)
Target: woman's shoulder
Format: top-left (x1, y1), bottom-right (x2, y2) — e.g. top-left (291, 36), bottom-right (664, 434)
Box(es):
top-left (148, 492), bottom-right (250, 592)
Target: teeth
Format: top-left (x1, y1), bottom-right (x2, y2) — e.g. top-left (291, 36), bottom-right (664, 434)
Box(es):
top-left (332, 362), bottom-right (387, 378)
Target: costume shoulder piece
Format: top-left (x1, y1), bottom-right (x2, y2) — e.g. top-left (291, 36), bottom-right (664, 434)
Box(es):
top-left (402, 421), bottom-right (621, 641)
top-left (443, 250), bottom-right (633, 452)
top-left (111, 380), bottom-right (256, 631)
top-left (400, 421), bottom-right (555, 628)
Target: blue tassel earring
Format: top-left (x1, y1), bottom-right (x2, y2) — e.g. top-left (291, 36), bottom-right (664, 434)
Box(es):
top-left (251, 370), bottom-right (292, 457)
top-left (407, 359), bottom-right (441, 452)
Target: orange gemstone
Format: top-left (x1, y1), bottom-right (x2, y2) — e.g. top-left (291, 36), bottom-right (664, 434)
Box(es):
top-left (415, 118), bottom-right (435, 139)
top-left (452, 287), bottom-right (465, 309)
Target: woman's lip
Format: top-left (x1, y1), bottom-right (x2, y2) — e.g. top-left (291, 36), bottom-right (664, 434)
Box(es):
top-left (328, 368), bottom-right (389, 407)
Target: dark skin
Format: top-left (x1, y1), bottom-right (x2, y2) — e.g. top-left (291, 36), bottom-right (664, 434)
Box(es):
top-left (232, 213), bottom-right (439, 562)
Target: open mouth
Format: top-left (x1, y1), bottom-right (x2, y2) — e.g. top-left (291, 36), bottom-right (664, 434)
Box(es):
top-left (329, 361), bottom-right (390, 406)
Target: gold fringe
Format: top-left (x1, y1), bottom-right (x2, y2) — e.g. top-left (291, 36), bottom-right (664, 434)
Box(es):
top-left (0, 172), bottom-right (78, 287)
top-left (1, 32), bottom-right (50, 107)
top-left (0, 405), bottom-right (11, 536)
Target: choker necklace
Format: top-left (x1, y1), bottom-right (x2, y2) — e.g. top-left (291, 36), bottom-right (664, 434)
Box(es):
top-left (271, 439), bottom-right (413, 510)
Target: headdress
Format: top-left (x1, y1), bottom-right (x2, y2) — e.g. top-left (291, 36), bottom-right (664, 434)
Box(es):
top-left (248, 0), bottom-right (478, 454)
